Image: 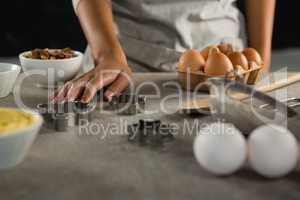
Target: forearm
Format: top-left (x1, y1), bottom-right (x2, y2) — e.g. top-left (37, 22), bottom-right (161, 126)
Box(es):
top-left (76, 0), bottom-right (126, 63)
top-left (245, 0), bottom-right (276, 70)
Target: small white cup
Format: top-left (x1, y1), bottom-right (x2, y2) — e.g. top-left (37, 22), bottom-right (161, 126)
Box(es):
top-left (0, 63), bottom-right (21, 98)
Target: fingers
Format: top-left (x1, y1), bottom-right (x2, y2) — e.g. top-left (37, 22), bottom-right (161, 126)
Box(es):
top-left (51, 82), bottom-right (71, 102)
top-left (51, 72), bottom-right (92, 102)
top-left (80, 79), bottom-right (98, 103)
top-left (51, 68), bottom-right (131, 103)
top-left (104, 71), bottom-right (132, 101)
top-left (51, 82), bottom-right (79, 102)
top-left (65, 82), bottom-right (85, 102)
top-left (49, 89), bottom-right (59, 101)
top-left (80, 73), bottom-right (115, 103)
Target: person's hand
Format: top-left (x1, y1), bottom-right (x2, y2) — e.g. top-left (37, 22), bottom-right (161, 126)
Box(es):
top-left (51, 53), bottom-right (133, 103)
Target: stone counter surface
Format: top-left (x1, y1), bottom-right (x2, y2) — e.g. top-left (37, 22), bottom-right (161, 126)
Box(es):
top-left (0, 73), bottom-right (300, 200)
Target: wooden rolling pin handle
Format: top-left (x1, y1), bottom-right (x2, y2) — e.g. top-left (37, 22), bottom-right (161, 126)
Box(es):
top-left (235, 73), bottom-right (300, 101)
top-left (181, 73), bottom-right (300, 110)
top-left (257, 73), bottom-right (300, 93)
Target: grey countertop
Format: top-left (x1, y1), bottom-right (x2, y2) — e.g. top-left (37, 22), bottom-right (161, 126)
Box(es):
top-left (0, 73), bottom-right (300, 200)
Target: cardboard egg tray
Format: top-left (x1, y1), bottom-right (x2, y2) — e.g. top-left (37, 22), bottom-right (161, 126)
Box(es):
top-left (177, 64), bottom-right (262, 91)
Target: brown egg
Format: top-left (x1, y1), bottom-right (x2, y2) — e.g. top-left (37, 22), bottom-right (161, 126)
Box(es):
top-left (204, 47), bottom-right (234, 76)
top-left (228, 52), bottom-right (249, 70)
top-left (178, 49), bottom-right (205, 72)
top-left (217, 43), bottom-right (234, 55)
top-left (242, 48), bottom-right (262, 66)
top-left (200, 45), bottom-right (217, 60)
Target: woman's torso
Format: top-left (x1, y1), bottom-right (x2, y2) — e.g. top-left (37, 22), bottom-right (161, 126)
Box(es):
top-left (82, 0), bottom-right (247, 72)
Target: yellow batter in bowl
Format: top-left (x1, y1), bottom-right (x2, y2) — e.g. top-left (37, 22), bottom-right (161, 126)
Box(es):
top-left (0, 108), bottom-right (35, 134)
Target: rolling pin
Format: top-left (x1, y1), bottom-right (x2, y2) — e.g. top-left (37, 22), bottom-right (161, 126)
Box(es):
top-left (180, 73), bottom-right (300, 112)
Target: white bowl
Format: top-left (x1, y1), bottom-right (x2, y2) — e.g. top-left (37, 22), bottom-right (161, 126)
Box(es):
top-left (19, 50), bottom-right (83, 88)
top-left (0, 108), bottom-right (43, 169)
top-left (0, 63), bottom-right (21, 98)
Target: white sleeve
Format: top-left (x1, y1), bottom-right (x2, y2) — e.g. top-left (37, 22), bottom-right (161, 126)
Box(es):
top-left (72, 0), bottom-right (81, 14)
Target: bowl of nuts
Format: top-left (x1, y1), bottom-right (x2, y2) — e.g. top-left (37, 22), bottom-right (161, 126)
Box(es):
top-left (19, 48), bottom-right (83, 88)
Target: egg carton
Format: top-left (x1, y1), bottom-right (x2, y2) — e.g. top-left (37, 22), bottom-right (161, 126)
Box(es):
top-left (177, 63), bottom-right (262, 91)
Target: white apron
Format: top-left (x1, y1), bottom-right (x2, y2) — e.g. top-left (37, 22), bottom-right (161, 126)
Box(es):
top-left (74, 0), bottom-right (247, 72)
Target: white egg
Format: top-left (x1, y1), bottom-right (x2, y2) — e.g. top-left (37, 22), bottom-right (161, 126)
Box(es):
top-left (248, 124), bottom-right (298, 178)
top-left (193, 123), bottom-right (247, 175)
